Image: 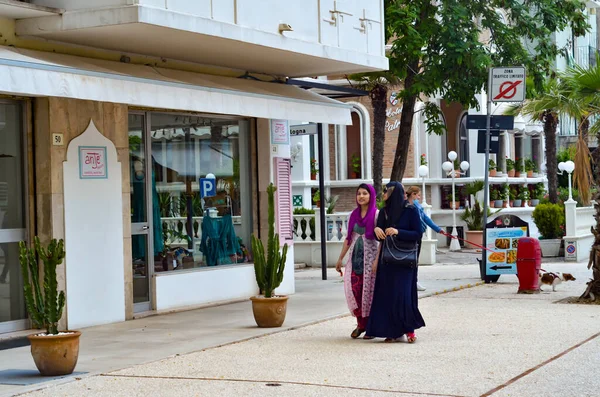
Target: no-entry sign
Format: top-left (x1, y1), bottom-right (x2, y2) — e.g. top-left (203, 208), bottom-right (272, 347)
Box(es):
top-left (490, 67), bottom-right (525, 102)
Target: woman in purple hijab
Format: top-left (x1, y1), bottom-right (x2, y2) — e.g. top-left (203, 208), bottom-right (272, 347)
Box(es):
top-left (335, 183), bottom-right (379, 339)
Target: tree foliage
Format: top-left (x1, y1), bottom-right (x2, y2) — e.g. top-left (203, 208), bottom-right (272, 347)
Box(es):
top-left (385, 0), bottom-right (589, 181)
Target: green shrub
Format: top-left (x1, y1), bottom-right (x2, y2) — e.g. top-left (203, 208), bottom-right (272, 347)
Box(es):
top-left (532, 203), bottom-right (565, 239)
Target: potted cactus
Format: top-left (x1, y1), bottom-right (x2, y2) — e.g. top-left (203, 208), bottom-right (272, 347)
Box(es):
top-left (19, 237), bottom-right (81, 376)
top-left (250, 183), bottom-right (290, 327)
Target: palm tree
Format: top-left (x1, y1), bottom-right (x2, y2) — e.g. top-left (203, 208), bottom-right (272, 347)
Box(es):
top-left (348, 71), bottom-right (401, 199)
top-left (505, 78), bottom-right (564, 204)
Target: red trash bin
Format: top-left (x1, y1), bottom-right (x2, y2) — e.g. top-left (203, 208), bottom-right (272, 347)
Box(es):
top-left (516, 237), bottom-right (541, 294)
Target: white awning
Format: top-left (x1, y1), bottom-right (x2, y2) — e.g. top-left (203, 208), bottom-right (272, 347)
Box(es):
top-left (0, 46), bottom-right (352, 125)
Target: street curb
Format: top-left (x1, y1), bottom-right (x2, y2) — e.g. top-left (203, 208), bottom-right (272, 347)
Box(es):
top-left (432, 281), bottom-right (485, 295)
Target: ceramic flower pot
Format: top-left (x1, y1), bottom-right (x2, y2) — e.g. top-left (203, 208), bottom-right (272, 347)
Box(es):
top-left (539, 239), bottom-right (561, 257)
top-left (28, 331), bottom-right (81, 376)
top-left (250, 295), bottom-right (288, 328)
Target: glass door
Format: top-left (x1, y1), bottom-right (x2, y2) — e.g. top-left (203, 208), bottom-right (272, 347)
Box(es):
top-left (0, 101), bottom-right (28, 333)
top-left (129, 113), bottom-right (152, 313)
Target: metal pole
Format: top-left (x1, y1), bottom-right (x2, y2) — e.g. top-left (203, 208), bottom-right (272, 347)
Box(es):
top-left (317, 123), bottom-right (327, 280)
top-left (481, 67), bottom-right (492, 280)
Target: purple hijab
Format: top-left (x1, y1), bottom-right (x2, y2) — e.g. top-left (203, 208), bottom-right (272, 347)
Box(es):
top-left (346, 183), bottom-right (377, 243)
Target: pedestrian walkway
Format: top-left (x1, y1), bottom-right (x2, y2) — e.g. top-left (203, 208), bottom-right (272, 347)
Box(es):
top-left (1, 255), bottom-right (595, 396)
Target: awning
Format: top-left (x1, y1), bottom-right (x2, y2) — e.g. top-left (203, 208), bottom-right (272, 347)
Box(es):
top-left (0, 46), bottom-right (352, 125)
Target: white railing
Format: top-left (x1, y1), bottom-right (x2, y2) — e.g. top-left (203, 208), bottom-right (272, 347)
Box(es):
top-left (293, 211), bottom-right (350, 242)
top-left (564, 201), bottom-right (596, 262)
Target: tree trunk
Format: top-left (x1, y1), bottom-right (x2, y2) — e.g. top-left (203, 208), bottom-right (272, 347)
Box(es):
top-left (390, 61), bottom-right (419, 181)
top-left (544, 111), bottom-right (559, 204)
top-left (371, 84), bottom-right (387, 199)
top-left (580, 192), bottom-right (600, 301)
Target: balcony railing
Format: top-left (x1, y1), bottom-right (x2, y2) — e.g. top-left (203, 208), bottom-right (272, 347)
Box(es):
top-left (293, 211), bottom-right (350, 242)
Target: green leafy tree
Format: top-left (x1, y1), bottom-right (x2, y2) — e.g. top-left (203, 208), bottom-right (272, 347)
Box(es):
top-left (384, 0), bottom-right (589, 181)
top-left (349, 71), bottom-right (401, 198)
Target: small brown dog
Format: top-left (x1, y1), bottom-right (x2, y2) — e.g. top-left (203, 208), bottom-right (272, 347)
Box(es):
top-left (539, 271), bottom-right (576, 291)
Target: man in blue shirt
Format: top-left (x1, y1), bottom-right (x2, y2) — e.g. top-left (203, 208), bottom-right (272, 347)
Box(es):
top-left (406, 186), bottom-right (444, 291)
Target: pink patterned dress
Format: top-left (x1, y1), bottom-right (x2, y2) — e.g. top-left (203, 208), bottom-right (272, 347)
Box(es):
top-left (343, 217), bottom-right (379, 329)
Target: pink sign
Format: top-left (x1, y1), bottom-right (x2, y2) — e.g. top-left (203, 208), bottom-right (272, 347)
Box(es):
top-left (79, 146), bottom-right (108, 179)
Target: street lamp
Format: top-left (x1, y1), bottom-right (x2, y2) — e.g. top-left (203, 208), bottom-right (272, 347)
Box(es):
top-left (558, 161), bottom-right (575, 201)
top-left (443, 152), bottom-right (470, 251)
top-left (418, 165), bottom-right (429, 206)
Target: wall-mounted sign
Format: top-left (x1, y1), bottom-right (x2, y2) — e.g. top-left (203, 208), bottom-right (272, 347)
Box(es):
top-left (271, 120), bottom-right (289, 145)
top-left (52, 133), bottom-right (64, 146)
top-left (389, 92), bottom-right (399, 106)
top-left (565, 241), bottom-right (577, 259)
top-left (199, 177), bottom-right (216, 198)
top-left (290, 123), bottom-right (318, 136)
top-left (79, 146), bottom-right (107, 179)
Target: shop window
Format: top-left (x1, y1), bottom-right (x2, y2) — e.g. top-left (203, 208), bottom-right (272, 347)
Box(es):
top-left (130, 112), bottom-right (251, 274)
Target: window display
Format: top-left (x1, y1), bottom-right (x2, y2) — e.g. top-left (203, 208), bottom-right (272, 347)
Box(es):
top-left (129, 112), bottom-right (251, 275)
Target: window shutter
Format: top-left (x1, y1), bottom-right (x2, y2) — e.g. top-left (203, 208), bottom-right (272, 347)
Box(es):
top-left (274, 157), bottom-right (293, 244)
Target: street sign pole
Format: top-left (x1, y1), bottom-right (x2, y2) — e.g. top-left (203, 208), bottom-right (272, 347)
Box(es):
top-left (481, 67), bottom-right (492, 281)
top-left (317, 123), bottom-right (327, 280)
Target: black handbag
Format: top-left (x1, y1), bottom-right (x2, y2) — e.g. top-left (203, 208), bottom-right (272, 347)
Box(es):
top-left (382, 237), bottom-right (418, 268)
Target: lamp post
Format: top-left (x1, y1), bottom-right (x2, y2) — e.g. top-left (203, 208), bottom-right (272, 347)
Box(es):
top-left (442, 151), bottom-right (469, 251)
top-left (558, 161), bottom-right (575, 201)
top-left (418, 165), bottom-right (429, 206)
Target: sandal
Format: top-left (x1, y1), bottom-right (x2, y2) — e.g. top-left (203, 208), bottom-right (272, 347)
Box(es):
top-left (351, 327), bottom-right (365, 339)
top-left (407, 333), bottom-right (417, 344)
top-left (363, 335), bottom-right (374, 340)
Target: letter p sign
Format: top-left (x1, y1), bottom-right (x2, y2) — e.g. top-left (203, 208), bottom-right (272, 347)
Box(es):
top-left (200, 177), bottom-right (216, 198)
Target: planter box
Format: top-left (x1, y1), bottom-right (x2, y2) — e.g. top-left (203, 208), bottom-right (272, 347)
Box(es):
top-left (539, 239), bottom-right (561, 257)
top-left (465, 230), bottom-right (483, 249)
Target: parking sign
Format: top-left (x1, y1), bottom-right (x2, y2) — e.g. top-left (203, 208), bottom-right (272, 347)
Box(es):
top-left (200, 177), bottom-right (216, 198)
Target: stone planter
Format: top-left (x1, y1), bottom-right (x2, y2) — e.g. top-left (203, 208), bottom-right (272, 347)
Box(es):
top-left (465, 230), bottom-right (483, 249)
top-left (28, 331), bottom-right (81, 376)
top-left (250, 295), bottom-right (288, 327)
top-left (539, 239), bottom-right (562, 257)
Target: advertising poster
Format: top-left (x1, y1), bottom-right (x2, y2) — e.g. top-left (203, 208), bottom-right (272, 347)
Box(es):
top-left (485, 226), bottom-right (527, 275)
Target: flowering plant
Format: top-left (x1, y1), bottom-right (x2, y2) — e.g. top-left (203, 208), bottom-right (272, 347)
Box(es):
top-left (420, 154), bottom-right (428, 166)
top-left (310, 159), bottom-right (318, 174)
top-left (506, 157), bottom-right (515, 171)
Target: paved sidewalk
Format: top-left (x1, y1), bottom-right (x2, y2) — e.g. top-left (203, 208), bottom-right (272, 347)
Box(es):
top-left (2, 252), bottom-right (596, 396)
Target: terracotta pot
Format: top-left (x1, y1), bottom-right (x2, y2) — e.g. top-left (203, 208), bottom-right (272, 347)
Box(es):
top-left (28, 331), bottom-right (81, 376)
top-left (351, 171), bottom-right (359, 179)
top-left (527, 171), bottom-right (533, 178)
top-left (250, 295), bottom-right (288, 327)
top-left (514, 172), bottom-right (521, 177)
top-left (454, 171), bottom-right (461, 178)
top-left (489, 170), bottom-right (497, 177)
top-left (507, 170), bottom-right (515, 177)
top-left (490, 201), bottom-right (495, 208)
top-left (310, 173), bottom-right (316, 180)
top-left (465, 230), bottom-right (483, 249)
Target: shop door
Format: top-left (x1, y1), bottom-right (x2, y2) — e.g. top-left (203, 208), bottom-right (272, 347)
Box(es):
top-left (129, 113), bottom-right (153, 313)
top-left (0, 101), bottom-right (28, 333)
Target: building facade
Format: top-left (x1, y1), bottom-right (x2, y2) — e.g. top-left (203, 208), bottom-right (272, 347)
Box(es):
top-left (0, 0), bottom-right (388, 333)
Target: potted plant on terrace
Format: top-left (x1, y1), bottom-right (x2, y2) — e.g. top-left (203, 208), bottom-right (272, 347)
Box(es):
top-left (488, 159), bottom-right (497, 177)
top-left (506, 158), bottom-right (515, 177)
top-left (446, 191), bottom-right (459, 209)
top-left (531, 183), bottom-right (545, 206)
top-left (490, 187), bottom-right (499, 208)
top-left (525, 158), bottom-right (536, 178)
top-left (310, 158), bottom-right (318, 180)
top-left (460, 202), bottom-right (497, 249)
top-left (518, 188), bottom-right (529, 207)
top-left (19, 237), bottom-right (81, 376)
top-left (532, 203), bottom-right (565, 257)
top-left (514, 158), bottom-right (524, 177)
top-left (350, 153), bottom-right (361, 179)
top-left (250, 183), bottom-right (289, 327)
top-left (453, 159), bottom-right (461, 178)
top-left (312, 189), bottom-right (320, 208)
top-left (512, 186), bottom-right (522, 207)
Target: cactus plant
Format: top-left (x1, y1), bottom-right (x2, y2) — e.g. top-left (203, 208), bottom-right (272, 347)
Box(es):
top-left (251, 183), bottom-right (288, 298)
top-left (19, 237), bottom-right (66, 335)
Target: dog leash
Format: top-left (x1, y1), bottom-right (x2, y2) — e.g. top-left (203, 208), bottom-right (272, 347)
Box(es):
top-left (439, 231), bottom-right (496, 253)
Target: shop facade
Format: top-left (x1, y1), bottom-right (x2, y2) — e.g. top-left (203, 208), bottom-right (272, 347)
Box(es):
top-left (0, 48), bottom-right (357, 333)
